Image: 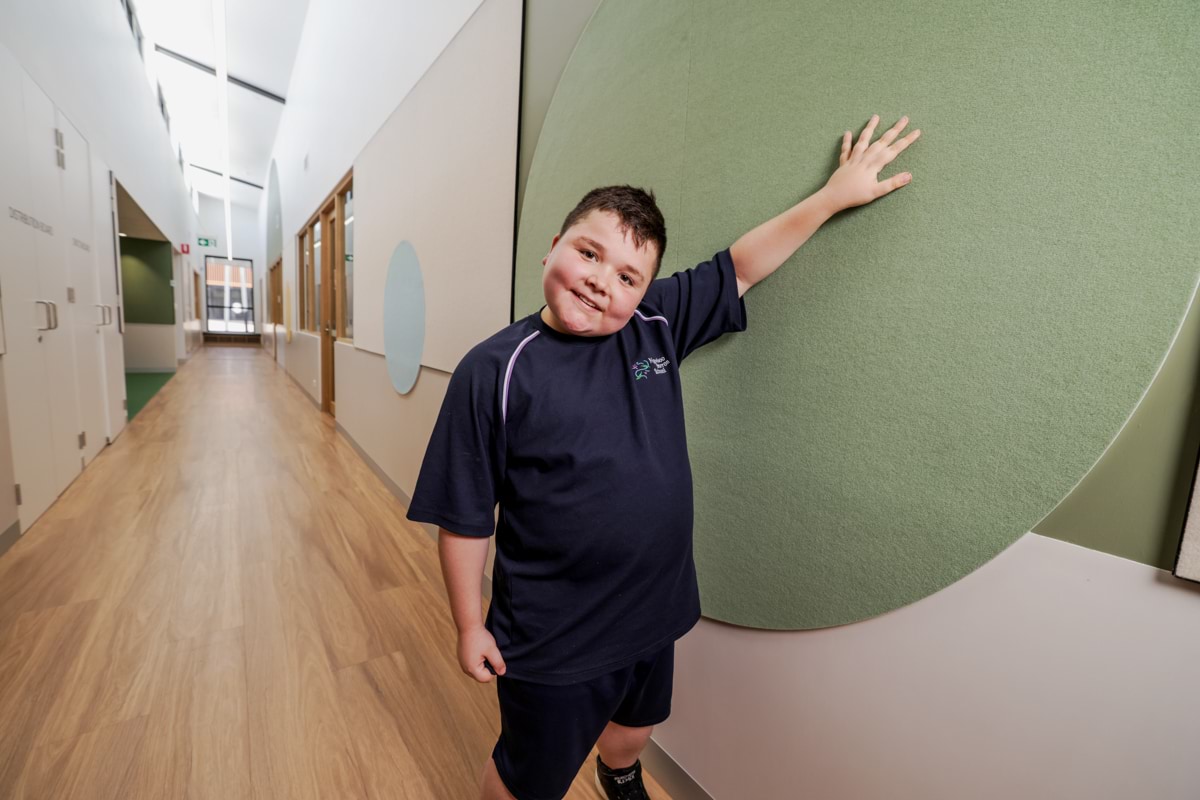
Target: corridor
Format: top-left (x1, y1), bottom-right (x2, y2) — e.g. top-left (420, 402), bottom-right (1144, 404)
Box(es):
top-left (0, 346), bottom-right (667, 799)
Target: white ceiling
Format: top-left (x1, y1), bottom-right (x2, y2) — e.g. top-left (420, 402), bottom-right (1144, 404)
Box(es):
top-left (133, 0), bottom-right (309, 209)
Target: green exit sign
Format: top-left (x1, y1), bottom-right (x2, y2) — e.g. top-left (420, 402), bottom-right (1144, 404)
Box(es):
top-left (198, 237), bottom-right (217, 247)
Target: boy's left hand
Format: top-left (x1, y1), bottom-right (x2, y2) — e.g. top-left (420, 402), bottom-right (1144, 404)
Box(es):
top-left (818, 114), bottom-right (921, 214)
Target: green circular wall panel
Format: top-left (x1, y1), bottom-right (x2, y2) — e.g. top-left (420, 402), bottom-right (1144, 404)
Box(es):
top-left (515, 0), bottom-right (1200, 629)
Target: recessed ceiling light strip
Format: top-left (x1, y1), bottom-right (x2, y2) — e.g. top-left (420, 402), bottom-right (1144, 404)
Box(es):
top-left (211, 0), bottom-right (234, 260)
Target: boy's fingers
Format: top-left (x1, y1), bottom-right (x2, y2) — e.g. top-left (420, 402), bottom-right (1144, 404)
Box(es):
top-left (489, 649), bottom-right (507, 675)
top-left (876, 173), bottom-right (912, 198)
top-left (840, 131), bottom-right (851, 165)
top-left (876, 115), bottom-right (910, 149)
top-left (853, 114), bottom-right (878, 157)
top-left (890, 129), bottom-right (921, 155)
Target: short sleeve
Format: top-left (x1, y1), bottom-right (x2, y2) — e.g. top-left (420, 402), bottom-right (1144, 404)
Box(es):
top-left (641, 247), bottom-right (748, 361)
top-left (405, 349), bottom-right (505, 537)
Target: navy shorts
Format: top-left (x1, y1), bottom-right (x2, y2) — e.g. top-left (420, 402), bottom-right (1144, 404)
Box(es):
top-left (491, 641), bottom-right (675, 800)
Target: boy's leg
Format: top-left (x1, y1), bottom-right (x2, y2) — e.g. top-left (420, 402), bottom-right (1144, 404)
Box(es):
top-left (480, 756), bottom-right (519, 800)
top-left (596, 720), bottom-right (655, 770)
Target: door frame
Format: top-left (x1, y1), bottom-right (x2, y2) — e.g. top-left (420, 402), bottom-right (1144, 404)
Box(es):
top-left (318, 198), bottom-right (336, 415)
top-left (296, 169), bottom-right (352, 417)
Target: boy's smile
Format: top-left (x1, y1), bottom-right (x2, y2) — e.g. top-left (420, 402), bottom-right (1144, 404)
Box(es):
top-left (540, 210), bottom-right (658, 337)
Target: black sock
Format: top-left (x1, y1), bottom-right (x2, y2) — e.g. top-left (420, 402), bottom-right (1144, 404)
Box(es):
top-left (599, 755), bottom-right (638, 776)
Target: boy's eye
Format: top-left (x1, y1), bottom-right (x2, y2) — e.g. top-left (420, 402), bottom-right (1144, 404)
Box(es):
top-left (580, 248), bottom-right (596, 260)
top-left (620, 274), bottom-right (634, 286)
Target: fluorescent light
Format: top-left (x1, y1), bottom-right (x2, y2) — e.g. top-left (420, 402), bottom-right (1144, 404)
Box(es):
top-left (119, 232), bottom-right (127, 237)
top-left (212, 0), bottom-right (233, 259)
top-left (344, 215), bottom-right (354, 225)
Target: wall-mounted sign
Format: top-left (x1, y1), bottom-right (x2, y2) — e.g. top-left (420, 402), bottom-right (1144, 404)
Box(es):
top-left (9, 207), bottom-right (53, 236)
top-left (181, 243), bottom-right (190, 254)
top-left (198, 237), bottom-right (217, 247)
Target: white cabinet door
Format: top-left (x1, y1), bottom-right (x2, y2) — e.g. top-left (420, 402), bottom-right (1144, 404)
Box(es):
top-left (0, 51), bottom-right (57, 532)
top-left (27, 79), bottom-right (83, 496)
top-left (91, 156), bottom-right (126, 443)
top-left (23, 74), bottom-right (81, 504)
top-left (60, 113), bottom-right (104, 465)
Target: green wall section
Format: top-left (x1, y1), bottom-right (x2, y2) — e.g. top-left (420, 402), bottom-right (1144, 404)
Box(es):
top-left (120, 237), bottom-right (174, 324)
top-left (516, 0), bottom-right (1200, 629)
top-left (125, 371), bottom-right (175, 420)
top-left (1035, 288), bottom-right (1200, 570)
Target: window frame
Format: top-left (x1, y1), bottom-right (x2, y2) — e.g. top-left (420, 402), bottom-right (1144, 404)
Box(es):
top-left (295, 169), bottom-right (353, 340)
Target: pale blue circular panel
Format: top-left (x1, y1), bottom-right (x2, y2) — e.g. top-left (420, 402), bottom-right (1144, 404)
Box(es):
top-left (383, 241), bottom-right (425, 394)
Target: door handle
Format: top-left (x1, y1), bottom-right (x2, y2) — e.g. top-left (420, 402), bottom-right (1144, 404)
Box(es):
top-left (35, 300), bottom-right (52, 331)
top-left (49, 301), bottom-right (58, 330)
top-left (104, 305), bottom-right (113, 325)
top-left (95, 303), bottom-right (106, 325)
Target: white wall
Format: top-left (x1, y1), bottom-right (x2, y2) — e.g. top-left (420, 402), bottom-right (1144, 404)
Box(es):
top-left (288, 331), bottom-right (322, 405)
top-left (197, 194), bottom-right (264, 272)
top-left (0, 0), bottom-right (200, 247)
top-left (122, 324), bottom-right (177, 372)
top-left (199, 193), bottom-right (266, 336)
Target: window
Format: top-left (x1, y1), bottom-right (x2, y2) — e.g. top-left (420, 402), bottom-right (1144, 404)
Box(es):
top-left (205, 257), bottom-right (255, 333)
top-left (294, 231), bottom-right (304, 331)
top-left (340, 187), bottom-right (354, 339)
top-left (313, 218), bottom-right (322, 331)
top-left (296, 171), bottom-right (353, 339)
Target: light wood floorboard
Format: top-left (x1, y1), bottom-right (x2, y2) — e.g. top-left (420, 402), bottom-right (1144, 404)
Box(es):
top-left (0, 346), bottom-right (675, 799)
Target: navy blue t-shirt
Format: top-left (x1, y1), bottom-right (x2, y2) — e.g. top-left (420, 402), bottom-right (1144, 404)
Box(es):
top-left (406, 248), bottom-right (747, 684)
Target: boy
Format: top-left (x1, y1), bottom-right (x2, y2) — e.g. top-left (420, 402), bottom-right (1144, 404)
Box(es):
top-left (406, 114), bottom-right (920, 800)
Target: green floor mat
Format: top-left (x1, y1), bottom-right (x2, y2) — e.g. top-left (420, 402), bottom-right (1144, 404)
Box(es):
top-left (125, 371), bottom-right (175, 420)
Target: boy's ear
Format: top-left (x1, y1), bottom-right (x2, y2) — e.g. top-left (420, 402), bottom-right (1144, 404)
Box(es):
top-left (543, 233), bottom-right (561, 266)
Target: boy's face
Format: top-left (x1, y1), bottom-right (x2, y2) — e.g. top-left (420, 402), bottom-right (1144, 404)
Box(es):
top-left (540, 210), bottom-right (658, 337)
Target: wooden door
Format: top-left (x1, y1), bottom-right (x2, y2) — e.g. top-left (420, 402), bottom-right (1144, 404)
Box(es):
top-left (319, 201), bottom-right (336, 415)
top-left (269, 259), bottom-right (282, 361)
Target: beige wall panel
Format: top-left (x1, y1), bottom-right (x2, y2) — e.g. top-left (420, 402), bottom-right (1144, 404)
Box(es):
top-left (284, 331), bottom-right (321, 406)
top-left (123, 323), bottom-right (178, 371)
top-left (662, 532), bottom-right (1200, 800)
top-left (353, 0), bottom-right (520, 369)
top-left (333, 343), bottom-right (497, 575)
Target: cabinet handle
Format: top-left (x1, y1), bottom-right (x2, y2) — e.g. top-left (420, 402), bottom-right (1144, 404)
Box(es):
top-left (49, 302), bottom-right (58, 330)
top-left (35, 300), bottom-right (52, 331)
top-left (95, 303), bottom-right (106, 325)
top-left (106, 305), bottom-right (113, 325)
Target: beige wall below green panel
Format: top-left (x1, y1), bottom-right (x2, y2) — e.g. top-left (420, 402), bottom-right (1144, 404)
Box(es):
top-left (1035, 286), bottom-right (1200, 571)
top-left (331, 342), bottom-right (499, 579)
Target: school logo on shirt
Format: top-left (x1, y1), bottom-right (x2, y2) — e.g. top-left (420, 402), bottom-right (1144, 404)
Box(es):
top-left (632, 356), bottom-right (671, 380)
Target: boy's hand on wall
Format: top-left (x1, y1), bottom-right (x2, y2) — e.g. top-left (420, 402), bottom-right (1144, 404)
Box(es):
top-left (818, 114), bottom-right (920, 214)
top-left (458, 624), bottom-right (507, 683)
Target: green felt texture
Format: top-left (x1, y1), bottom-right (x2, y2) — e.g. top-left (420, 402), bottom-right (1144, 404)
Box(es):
top-left (120, 237), bottom-right (175, 325)
top-left (1035, 285), bottom-right (1200, 570)
top-left (125, 371), bottom-right (174, 420)
top-left (515, 0), bottom-right (1200, 629)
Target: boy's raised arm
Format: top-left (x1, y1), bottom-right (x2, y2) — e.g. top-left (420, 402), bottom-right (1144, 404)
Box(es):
top-left (729, 114), bottom-right (920, 298)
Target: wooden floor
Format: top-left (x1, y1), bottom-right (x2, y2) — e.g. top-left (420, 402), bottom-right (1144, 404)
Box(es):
top-left (0, 345), bottom-right (675, 799)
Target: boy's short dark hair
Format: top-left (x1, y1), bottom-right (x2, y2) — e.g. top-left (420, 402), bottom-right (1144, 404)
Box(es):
top-left (559, 185), bottom-right (667, 278)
